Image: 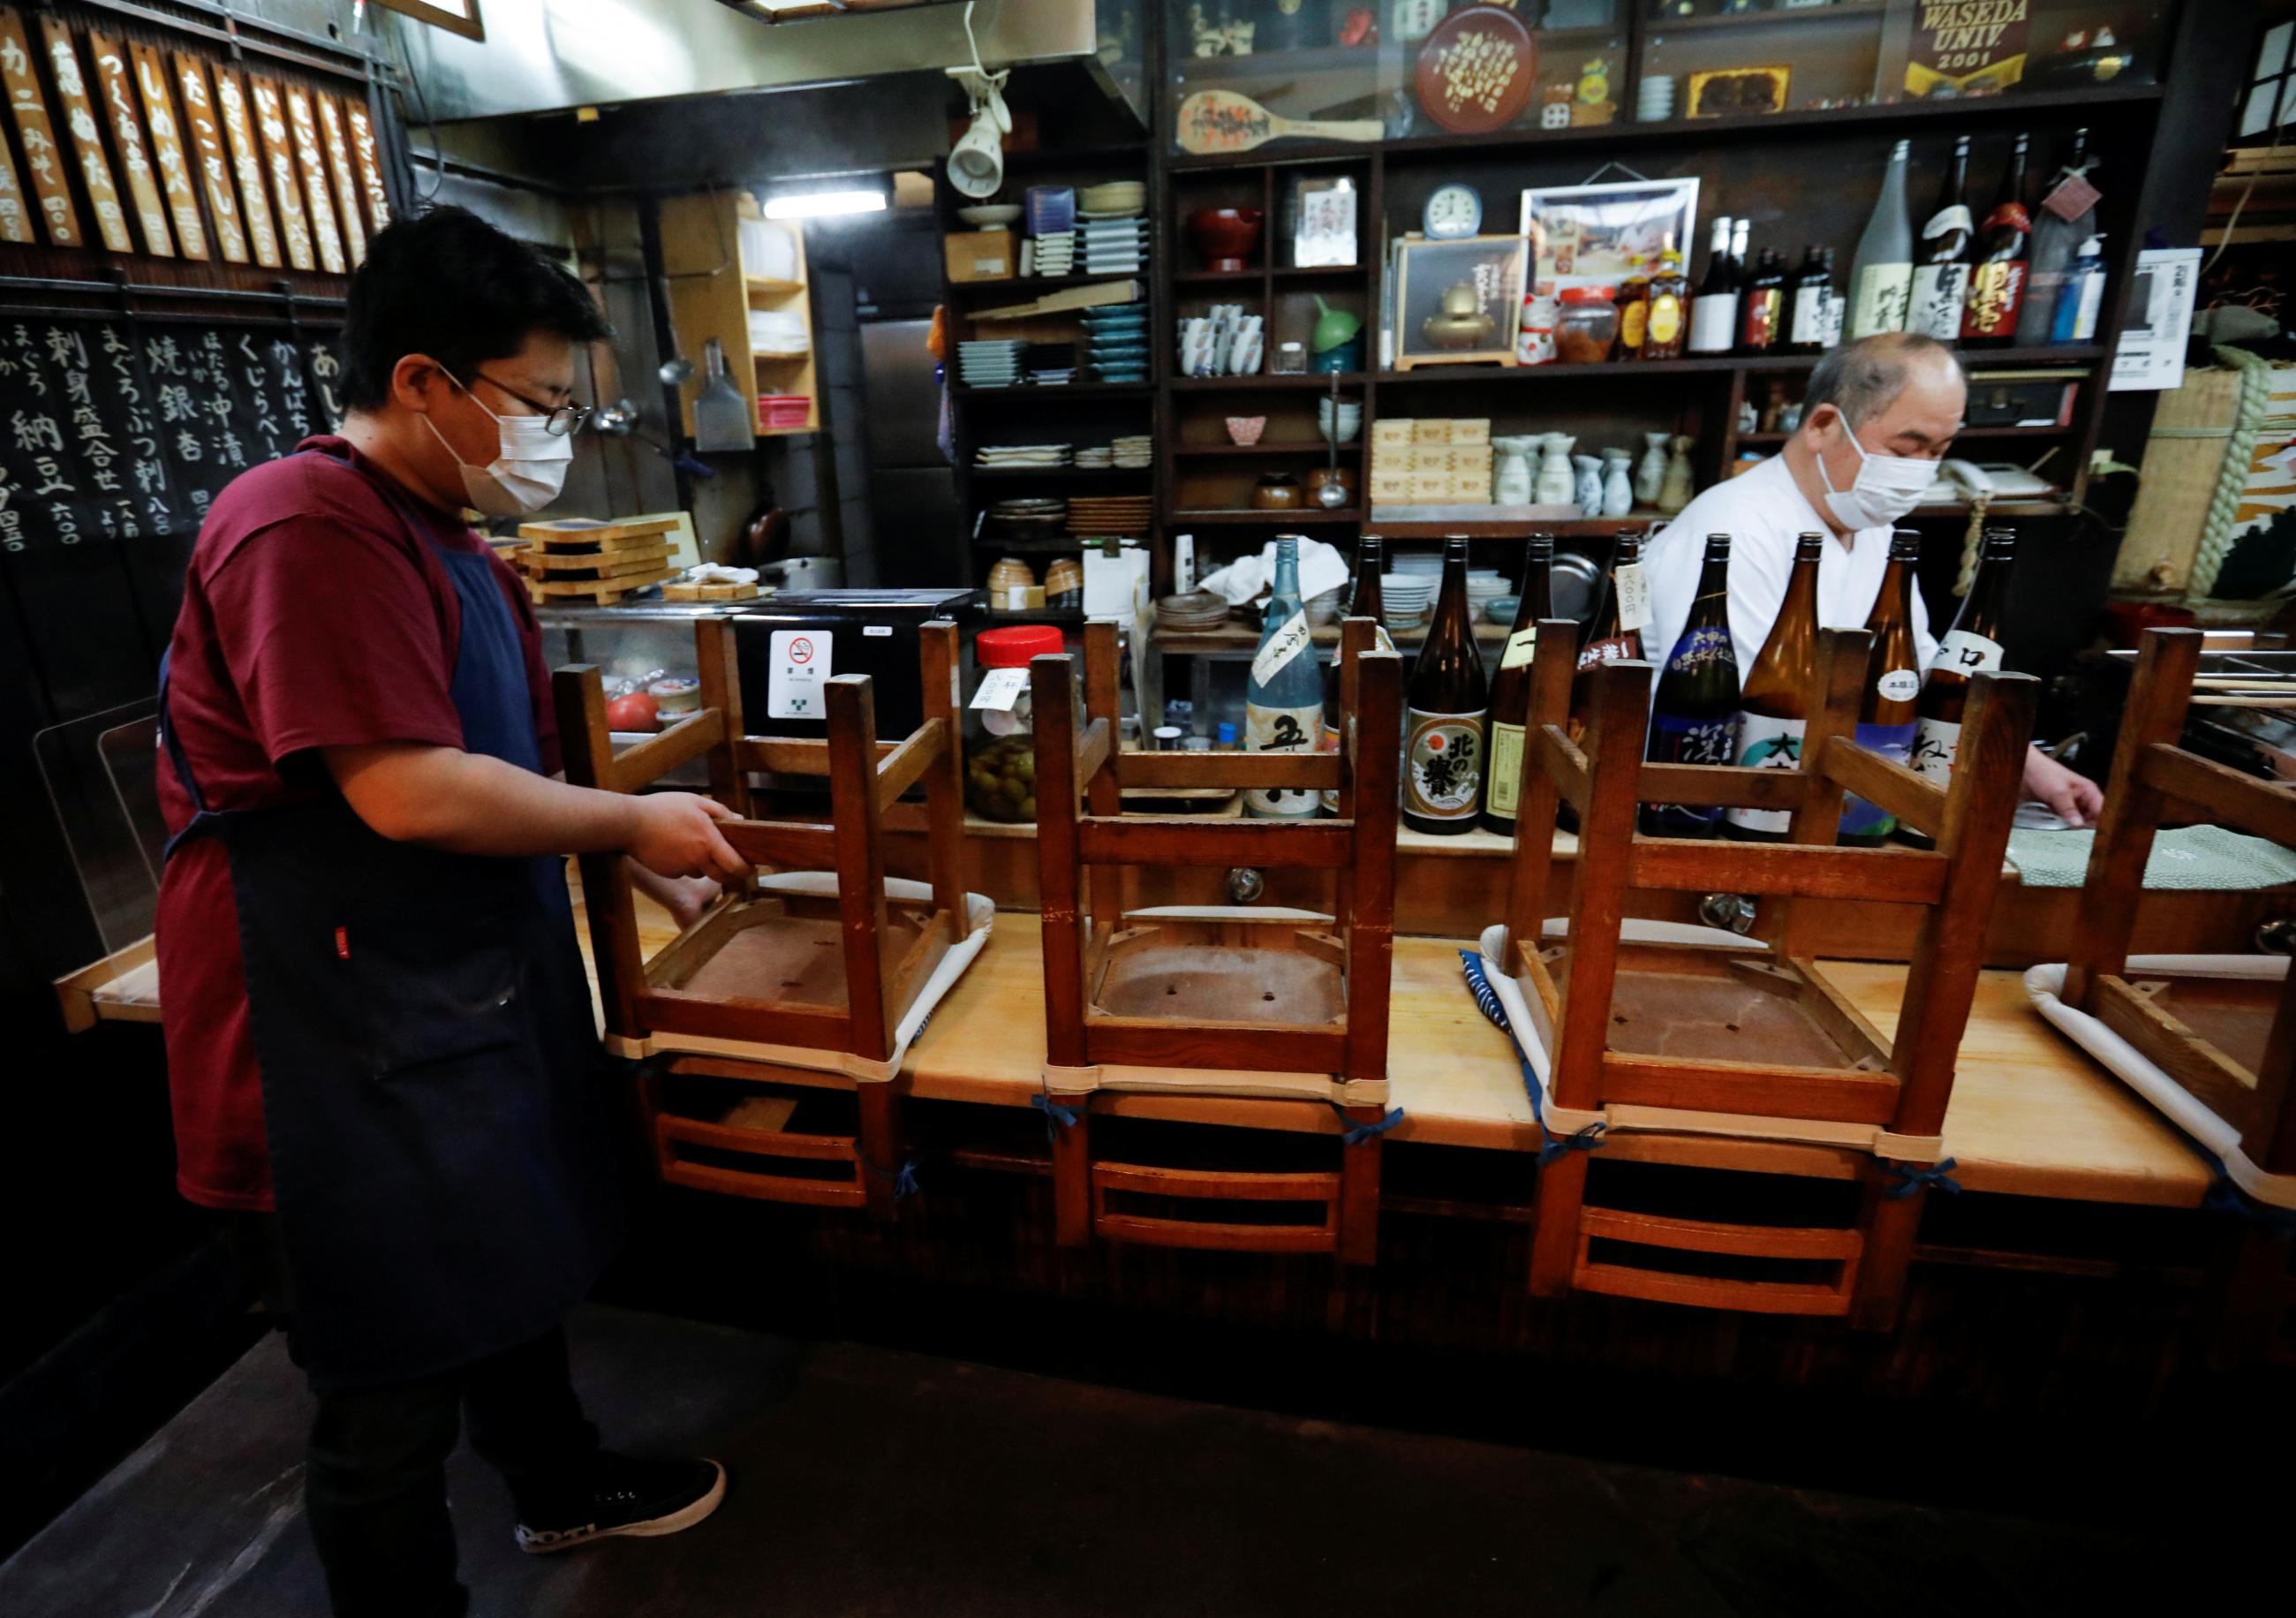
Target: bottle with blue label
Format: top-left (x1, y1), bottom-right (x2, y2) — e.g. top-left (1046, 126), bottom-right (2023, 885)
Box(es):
top-left (1840, 529), bottom-right (1924, 845)
top-left (2051, 233), bottom-right (2107, 344)
top-left (1244, 536), bottom-right (1325, 820)
top-left (1642, 533), bottom-right (1741, 838)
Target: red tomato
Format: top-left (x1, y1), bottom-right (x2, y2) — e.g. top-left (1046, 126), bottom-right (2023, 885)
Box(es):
top-left (607, 691), bottom-right (660, 732)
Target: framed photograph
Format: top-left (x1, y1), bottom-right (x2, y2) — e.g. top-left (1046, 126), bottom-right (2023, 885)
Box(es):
top-left (1517, 178), bottom-right (1698, 295)
top-left (1292, 174), bottom-right (1358, 269)
top-left (1687, 65), bottom-right (1791, 118)
top-left (1391, 234), bottom-right (1528, 370)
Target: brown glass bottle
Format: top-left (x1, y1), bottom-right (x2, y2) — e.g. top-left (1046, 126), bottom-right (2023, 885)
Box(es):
top-left (1725, 532), bottom-right (1825, 842)
top-left (1403, 536), bottom-right (1490, 835)
top-left (1643, 534), bottom-right (1741, 838)
top-left (1961, 134), bottom-right (2032, 347)
top-left (1617, 268), bottom-right (1651, 360)
top-left (1839, 529), bottom-right (1925, 846)
top-left (1322, 534), bottom-right (1390, 814)
top-left (1737, 248), bottom-right (1786, 355)
top-left (1480, 533), bottom-right (1556, 836)
top-left (1641, 241), bottom-right (1689, 360)
top-left (1910, 527), bottom-right (2015, 796)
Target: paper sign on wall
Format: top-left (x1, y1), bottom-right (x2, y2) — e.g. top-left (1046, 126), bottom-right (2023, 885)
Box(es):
top-left (768, 629), bottom-right (832, 719)
top-left (2111, 247), bottom-right (2202, 393)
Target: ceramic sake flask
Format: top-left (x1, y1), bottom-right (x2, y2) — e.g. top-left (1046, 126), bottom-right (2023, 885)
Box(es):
top-left (1602, 450), bottom-right (1635, 518)
top-left (1657, 434), bottom-right (1696, 516)
top-left (1635, 429), bottom-right (1670, 507)
top-left (1492, 435), bottom-right (1536, 504)
top-left (1534, 433), bottom-right (1577, 506)
top-left (1573, 453), bottom-right (1604, 517)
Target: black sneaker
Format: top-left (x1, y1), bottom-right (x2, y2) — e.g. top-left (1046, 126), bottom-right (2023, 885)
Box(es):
top-left (514, 1454), bottom-right (727, 1554)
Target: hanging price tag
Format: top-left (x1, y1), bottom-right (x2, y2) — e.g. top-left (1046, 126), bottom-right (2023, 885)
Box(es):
top-left (2043, 170), bottom-right (2101, 224)
top-left (1613, 562), bottom-right (1653, 632)
top-left (1251, 612), bottom-right (1312, 686)
top-left (1499, 625), bottom-right (1539, 670)
top-left (969, 666), bottom-right (1028, 712)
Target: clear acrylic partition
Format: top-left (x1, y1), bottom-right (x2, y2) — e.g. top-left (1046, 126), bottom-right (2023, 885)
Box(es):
top-left (1167, 2), bottom-right (2168, 152)
top-left (35, 701), bottom-right (166, 956)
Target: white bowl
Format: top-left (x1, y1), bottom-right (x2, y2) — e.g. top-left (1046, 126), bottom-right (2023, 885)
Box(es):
top-left (958, 204), bottom-right (1022, 226)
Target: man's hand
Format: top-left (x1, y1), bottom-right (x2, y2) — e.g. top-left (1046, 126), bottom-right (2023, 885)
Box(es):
top-left (2024, 745), bottom-right (2103, 829)
top-left (625, 792), bottom-right (748, 882)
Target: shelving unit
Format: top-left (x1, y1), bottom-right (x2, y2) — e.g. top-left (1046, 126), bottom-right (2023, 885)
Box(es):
top-left (661, 191), bottom-right (818, 441)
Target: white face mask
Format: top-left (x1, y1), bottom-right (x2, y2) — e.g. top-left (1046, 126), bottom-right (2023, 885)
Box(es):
top-left (1816, 415), bottom-right (1936, 531)
top-left (422, 377), bottom-right (574, 516)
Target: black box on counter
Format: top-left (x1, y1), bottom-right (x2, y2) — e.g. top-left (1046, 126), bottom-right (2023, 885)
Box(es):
top-left (733, 588), bottom-right (977, 743)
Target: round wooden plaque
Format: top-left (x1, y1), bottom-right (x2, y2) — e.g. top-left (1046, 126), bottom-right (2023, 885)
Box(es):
top-left (1415, 7), bottom-right (1537, 136)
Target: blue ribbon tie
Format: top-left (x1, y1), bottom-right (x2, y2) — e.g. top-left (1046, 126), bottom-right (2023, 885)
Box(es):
top-left (1884, 1157), bottom-right (1961, 1199)
top-left (1333, 1104), bottom-right (1404, 1145)
top-left (1538, 1122), bottom-right (1607, 1166)
top-left (861, 1153), bottom-right (921, 1201)
top-left (1031, 1090), bottom-right (1080, 1138)
top-left (1459, 949), bottom-right (1603, 1164)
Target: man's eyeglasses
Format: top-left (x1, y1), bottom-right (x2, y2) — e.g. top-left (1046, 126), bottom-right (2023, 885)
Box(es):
top-left (455, 367), bottom-right (593, 437)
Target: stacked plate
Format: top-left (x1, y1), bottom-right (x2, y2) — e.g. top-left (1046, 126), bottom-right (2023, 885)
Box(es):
top-left (1077, 179), bottom-right (1145, 217)
top-left (1024, 342), bottom-right (1077, 386)
top-left (1318, 397), bottom-right (1363, 443)
top-left (1076, 217), bottom-right (1148, 276)
top-left (959, 338), bottom-right (1023, 389)
top-left (1389, 550), bottom-right (1443, 579)
top-left (984, 496), bottom-right (1069, 536)
top-left (976, 442), bottom-right (1072, 469)
top-left (1068, 495), bottom-right (1155, 535)
top-left (1081, 304), bottom-right (1150, 383)
top-left (1466, 570), bottom-right (1511, 616)
top-left (1025, 185), bottom-right (1076, 238)
top-left (1111, 434), bottom-right (1153, 468)
top-left (1381, 571), bottom-right (1438, 631)
top-left (1026, 231), bottom-right (1075, 277)
top-left (1156, 592), bottom-right (1231, 633)
top-left (1074, 445), bottom-right (1114, 468)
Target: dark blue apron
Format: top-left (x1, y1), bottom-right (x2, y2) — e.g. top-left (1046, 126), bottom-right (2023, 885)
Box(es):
top-left (161, 449), bottom-right (622, 1388)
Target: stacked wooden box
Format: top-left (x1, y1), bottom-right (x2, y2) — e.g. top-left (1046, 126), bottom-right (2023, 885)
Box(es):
top-left (515, 517), bottom-right (682, 605)
top-left (1370, 418), bottom-right (1493, 508)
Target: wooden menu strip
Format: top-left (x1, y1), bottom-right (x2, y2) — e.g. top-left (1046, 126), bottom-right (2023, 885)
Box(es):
top-left (212, 65), bottom-right (280, 268)
top-left (247, 75), bottom-right (313, 271)
top-left (87, 29), bottom-right (177, 256)
top-left (313, 90), bottom-right (364, 265)
top-left (36, 16), bottom-right (129, 252)
top-left (344, 100), bottom-right (389, 234)
top-left (129, 43), bottom-right (207, 261)
top-left (283, 83), bottom-right (344, 273)
top-left (171, 54), bottom-right (248, 264)
top-left (0, 7), bottom-right (75, 245)
top-left (0, 74), bottom-right (28, 243)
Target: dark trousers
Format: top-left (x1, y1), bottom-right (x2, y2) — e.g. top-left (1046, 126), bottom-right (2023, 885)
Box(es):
top-left (231, 1217), bottom-right (600, 1618)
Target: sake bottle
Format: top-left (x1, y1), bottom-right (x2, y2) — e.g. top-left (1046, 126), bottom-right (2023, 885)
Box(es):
top-left (1726, 532), bottom-right (1824, 842)
top-left (1642, 534), bottom-right (1741, 838)
top-left (1908, 135), bottom-right (1975, 343)
top-left (1961, 134), bottom-right (2033, 348)
top-left (1481, 533), bottom-right (1556, 837)
top-left (1848, 140), bottom-right (1915, 339)
top-left (1245, 536), bottom-right (1325, 820)
top-left (1688, 215), bottom-right (1739, 356)
top-left (1321, 535), bottom-right (1390, 814)
top-left (1910, 528), bottom-right (2015, 795)
top-left (1402, 536), bottom-right (1489, 835)
top-left (1840, 529), bottom-right (1925, 846)
top-left (2018, 128), bottom-right (2094, 348)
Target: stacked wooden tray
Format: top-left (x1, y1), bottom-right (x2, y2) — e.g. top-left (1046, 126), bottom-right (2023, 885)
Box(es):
top-left (516, 516), bottom-right (681, 604)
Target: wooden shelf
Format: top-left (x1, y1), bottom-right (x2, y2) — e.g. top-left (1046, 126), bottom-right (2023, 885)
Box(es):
top-left (1173, 441), bottom-right (1362, 456)
top-left (1150, 618), bottom-right (1509, 657)
top-left (1374, 346), bottom-right (2104, 384)
top-left (1172, 508), bottom-right (1365, 525)
top-left (1649, 0), bottom-right (1887, 33)
top-left (948, 271), bottom-right (1152, 297)
top-left (745, 276), bottom-right (806, 297)
top-left (977, 606), bottom-right (1086, 625)
top-left (971, 534), bottom-right (1090, 553)
top-left (1171, 268), bottom-right (1266, 285)
top-left (1172, 373), bottom-right (1369, 390)
top-left (1370, 511), bottom-right (1674, 538)
top-left (958, 383), bottom-right (1157, 399)
top-left (1735, 425), bottom-right (2073, 446)
top-left (970, 465), bottom-right (1155, 480)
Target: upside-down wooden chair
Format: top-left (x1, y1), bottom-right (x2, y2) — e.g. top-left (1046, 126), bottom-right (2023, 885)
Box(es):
top-left (1491, 621), bottom-right (2034, 1328)
top-left (1028, 618), bottom-right (1403, 1263)
top-left (555, 617), bottom-right (976, 1221)
top-left (2059, 626), bottom-right (2296, 1361)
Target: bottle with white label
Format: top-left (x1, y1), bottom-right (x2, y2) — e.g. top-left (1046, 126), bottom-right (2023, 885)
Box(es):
top-left (1840, 529), bottom-right (1924, 845)
top-left (1403, 536), bottom-right (1489, 835)
top-left (1849, 139), bottom-right (1915, 339)
top-left (1643, 534), bottom-right (1741, 839)
top-left (1908, 135), bottom-right (1975, 342)
top-left (1726, 532), bottom-right (1824, 841)
top-left (2051, 233), bottom-right (2108, 344)
top-left (1245, 536), bottom-right (1325, 820)
top-left (1909, 529), bottom-right (2016, 820)
top-left (1688, 215), bottom-right (1739, 355)
top-left (1481, 533), bottom-right (1555, 836)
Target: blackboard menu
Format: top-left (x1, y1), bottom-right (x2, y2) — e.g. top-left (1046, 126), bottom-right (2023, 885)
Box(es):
top-left (0, 314), bottom-right (342, 722)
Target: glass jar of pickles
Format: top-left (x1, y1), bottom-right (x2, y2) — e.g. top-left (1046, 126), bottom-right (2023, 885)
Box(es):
top-left (965, 624), bottom-right (1069, 822)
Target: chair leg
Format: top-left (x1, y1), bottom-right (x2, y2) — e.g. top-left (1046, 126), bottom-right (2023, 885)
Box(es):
top-left (1053, 1105), bottom-right (1093, 1246)
top-left (1337, 1116), bottom-right (1383, 1266)
top-left (1849, 1172), bottom-right (1921, 1332)
top-left (1529, 1151), bottom-right (1589, 1297)
top-left (858, 1085), bottom-right (903, 1224)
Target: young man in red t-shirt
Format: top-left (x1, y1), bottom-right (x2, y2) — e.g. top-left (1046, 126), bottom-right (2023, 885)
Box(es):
top-left (156, 207), bottom-right (744, 1618)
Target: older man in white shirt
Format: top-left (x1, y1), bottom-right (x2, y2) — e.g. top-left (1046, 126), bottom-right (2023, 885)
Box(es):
top-left (1643, 331), bottom-right (2102, 827)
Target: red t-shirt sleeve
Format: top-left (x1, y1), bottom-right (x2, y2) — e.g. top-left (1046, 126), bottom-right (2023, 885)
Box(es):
top-left (208, 512), bottom-right (467, 771)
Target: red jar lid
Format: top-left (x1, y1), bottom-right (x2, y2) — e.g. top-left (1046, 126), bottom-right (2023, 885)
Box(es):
top-left (1560, 285), bottom-right (1618, 305)
top-left (976, 624), bottom-right (1065, 668)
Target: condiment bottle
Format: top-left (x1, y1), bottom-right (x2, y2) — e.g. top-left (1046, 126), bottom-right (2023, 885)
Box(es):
top-left (1641, 241), bottom-right (1689, 360)
top-left (1616, 267), bottom-right (1651, 360)
top-left (1402, 535), bottom-right (1490, 835)
top-left (1726, 532), bottom-right (1824, 842)
top-left (1481, 533), bottom-right (1556, 837)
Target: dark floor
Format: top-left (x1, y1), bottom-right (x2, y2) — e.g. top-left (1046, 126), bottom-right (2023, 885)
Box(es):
top-left (0, 1304), bottom-right (2181, 1617)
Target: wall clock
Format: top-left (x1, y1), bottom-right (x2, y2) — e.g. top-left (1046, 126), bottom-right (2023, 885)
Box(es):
top-left (1424, 183), bottom-right (1483, 240)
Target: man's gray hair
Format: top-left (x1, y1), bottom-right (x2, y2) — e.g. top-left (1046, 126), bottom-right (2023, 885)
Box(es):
top-left (1806, 332), bottom-right (1966, 427)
